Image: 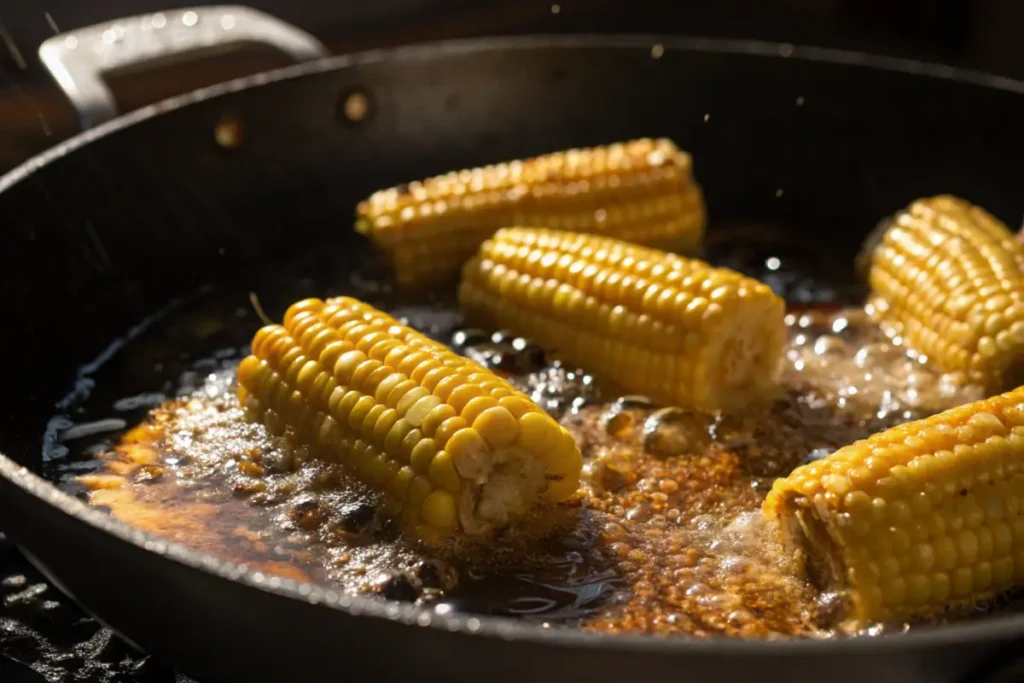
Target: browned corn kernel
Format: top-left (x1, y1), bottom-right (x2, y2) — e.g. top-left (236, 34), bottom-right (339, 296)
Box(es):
top-left (763, 385), bottom-right (1024, 630)
top-left (458, 227), bottom-right (787, 412)
top-left (356, 138), bottom-right (706, 287)
top-left (237, 296), bottom-right (582, 541)
top-left (861, 195), bottom-right (1024, 392)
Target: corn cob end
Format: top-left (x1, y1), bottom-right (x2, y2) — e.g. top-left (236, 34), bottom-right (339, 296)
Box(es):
top-left (460, 227), bottom-right (786, 413)
top-left (764, 386), bottom-right (1024, 630)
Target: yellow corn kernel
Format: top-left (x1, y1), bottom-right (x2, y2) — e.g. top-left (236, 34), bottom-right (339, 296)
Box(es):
top-left (421, 490), bottom-right (458, 530)
top-left (459, 227), bottom-right (786, 412)
top-left (356, 138), bottom-right (707, 287)
top-left (763, 385), bottom-right (1024, 630)
top-left (860, 195), bottom-right (1024, 391)
top-left (237, 295), bottom-right (581, 539)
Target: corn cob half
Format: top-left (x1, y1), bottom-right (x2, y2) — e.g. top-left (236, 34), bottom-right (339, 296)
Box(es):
top-left (356, 138), bottom-right (706, 287)
top-left (763, 386), bottom-right (1024, 630)
top-left (861, 195), bottom-right (1024, 392)
top-left (236, 296), bottom-right (582, 542)
top-left (459, 227), bottom-right (787, 413)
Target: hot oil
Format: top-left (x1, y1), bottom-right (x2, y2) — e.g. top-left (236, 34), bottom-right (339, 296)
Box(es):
top-left (43, 245), bottom-right (988, 638)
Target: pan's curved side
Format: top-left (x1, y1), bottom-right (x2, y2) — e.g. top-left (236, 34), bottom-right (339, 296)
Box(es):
top-left (1, 36), bottom-right (1024, 682)
top-left (1, 456), bottom-right (1015, 683)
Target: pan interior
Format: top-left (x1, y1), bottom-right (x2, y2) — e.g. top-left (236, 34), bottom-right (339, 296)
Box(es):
top-left (36, 229), bottom-right (1019, 640)
top-left (2, 37), bottom-right (1024, 655)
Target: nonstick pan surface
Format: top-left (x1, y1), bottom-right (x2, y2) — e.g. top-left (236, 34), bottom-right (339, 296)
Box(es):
top-left (2, 30), bottom-right (1024, 683)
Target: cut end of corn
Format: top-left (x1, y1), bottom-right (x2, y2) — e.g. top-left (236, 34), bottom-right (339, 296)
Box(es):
top-left (763, 386), bottom-right (1024, 630)
top-left (356, 138), bottom-right (707, 287)
top-left (862, 194), bottom-right (1024, 392)
top-left (236, 296), bottom-right (582, 542)
top-left (459, 227), bottom-right (787, 413)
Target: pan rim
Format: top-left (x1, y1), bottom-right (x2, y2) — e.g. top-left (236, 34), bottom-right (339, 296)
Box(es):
top-left (3, 33), bottom-right (1024, 656)
top-left (4, 32), bottom-right (1024, 195)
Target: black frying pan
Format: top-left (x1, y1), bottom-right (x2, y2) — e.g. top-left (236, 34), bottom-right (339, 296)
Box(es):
top-left (2, 6), bottom-right (1024, 683)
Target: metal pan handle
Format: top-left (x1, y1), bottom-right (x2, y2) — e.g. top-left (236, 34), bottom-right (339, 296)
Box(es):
top-left (38, 5), bottom-right (329, 130)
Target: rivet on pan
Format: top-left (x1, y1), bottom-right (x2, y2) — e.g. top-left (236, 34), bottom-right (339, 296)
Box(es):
top-left (651, 43), bottom-right (664, 59)
top-left (340, 89), bottom-right (373, 125)
top-left (214, 115), bottom-right (244, 149)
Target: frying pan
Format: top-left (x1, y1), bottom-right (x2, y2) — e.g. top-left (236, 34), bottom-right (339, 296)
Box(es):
top-left (1, 6), bottom-right (1024, 683)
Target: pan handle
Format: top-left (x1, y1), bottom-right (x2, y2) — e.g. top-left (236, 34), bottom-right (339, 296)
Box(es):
top-left (38, 5), bottom-right (329, 130)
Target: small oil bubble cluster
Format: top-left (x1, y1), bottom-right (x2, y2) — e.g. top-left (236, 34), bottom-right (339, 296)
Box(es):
top-left (782, 308), bottom-right (983, 423)
top-left (451, 328), bottom-right (601, 417)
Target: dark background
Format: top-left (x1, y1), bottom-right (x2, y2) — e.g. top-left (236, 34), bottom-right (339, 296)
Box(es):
top-left (1, 0), bottom-right (1023, 172)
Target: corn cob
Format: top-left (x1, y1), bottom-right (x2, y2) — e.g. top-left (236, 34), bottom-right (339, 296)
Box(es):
top-left (861, 195), bottom-right (1024, 392)
top-left (763, 386), bottom-right (1024, 630)
top-left (236, 296), bottom-right (582, 542)
top-left (458, 227), bottom-right (787, 412)
top-left (356, 138), bottom-right (706, 287)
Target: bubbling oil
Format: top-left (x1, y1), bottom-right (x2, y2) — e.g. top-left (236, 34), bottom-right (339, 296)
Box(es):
top-left (46, 250), bottom-right (994, 638)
